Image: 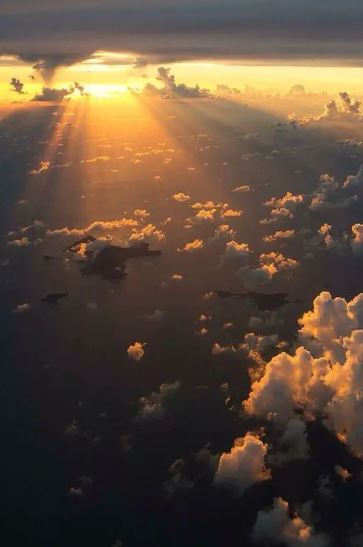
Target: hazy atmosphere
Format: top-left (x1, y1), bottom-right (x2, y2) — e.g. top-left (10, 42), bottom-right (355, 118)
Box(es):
top-left (2, 2), bottom-right (363, 546)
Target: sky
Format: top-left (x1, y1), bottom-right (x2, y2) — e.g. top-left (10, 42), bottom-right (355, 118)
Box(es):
top-left (3, 3), bottom-right (363, 547)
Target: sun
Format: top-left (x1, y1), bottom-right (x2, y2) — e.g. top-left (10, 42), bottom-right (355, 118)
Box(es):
top-left (83, 83), bottom-right (130, 98)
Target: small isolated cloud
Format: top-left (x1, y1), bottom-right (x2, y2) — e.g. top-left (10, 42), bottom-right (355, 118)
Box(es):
top-left (178, 239), bottom-right (204, 253)
top-left (232, 185), bottom-right (252, 193)
top-left (172, 192), bottom-right (191, 202)
top-left (13, 303), bottom-right (31, 314)
top-left (10, 77), bottom-right (24, 95)
top-left (29, 161), bottom-right (50, 175)
top-left (214, 432), bottom-right (270, 496)
top-left (32, 86), bottom-right (73, 102)
top-left (127, 341), bottom-right (146, 362)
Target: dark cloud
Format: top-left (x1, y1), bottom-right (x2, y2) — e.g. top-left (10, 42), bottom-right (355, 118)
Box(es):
top-left (31, 86), bottom-right (74, 102)
top-left (144, 67), bottom-right (210, 98)
top-left (9, 77), bottom-right (24, 94)
top-left (1, 1), bottom-right (363, 73)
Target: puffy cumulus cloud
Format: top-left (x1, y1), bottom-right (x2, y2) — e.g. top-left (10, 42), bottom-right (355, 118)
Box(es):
top-left (138, 381), bottom-right (181, 420)
top-left (243, 290), bottom-right (363, 458)
top-left (239, 264), bottom-right (276, 289)
top-left (46, 217), bottom-right (139, 238)
top-left (32, 86), bottom-right (73, 102)
top-left (251, 497), bottom-right (325, 547)
top-left (263, 230), bottom-right (295, 243)
top-left (222, 240), bottom-right (251, 264)
top-left (210, 224), bottom-right (236, 242)
top-left (172, 192), bottom-right (191, 202)
top-left (214, 432), bottom-right (270, 496)
top-left (220, 208), bottom-right (243, 218)
top-left (260, 252), bottom-right (298, 272)
top-left (309, 223), bottom-right (348, 253)
top-left (10, 77), bottom-right (24, 94)
top-left (178, 239), bottom-right (204, 253)
top-left (265, 192), bottom-right (304, 213)
top-left (243, 346), bottom-right (331, 426)
top-left (351, 223), bottom-right (363, 256)
top-left (263, 192), bottom-right (304, 223)
top-left (295, 91), bottom-right (363, 124)
top-left (298, 291), bottom-right (363, 362)
top-left (239, 252), bottom-right (298, 289)
top-left (302, 167), bottom-right (361, 212)
top-left (127, 341), bottom-right (146, 362)
top-left (241, 333), bottom-right (279, 355)
top-left (143, 67), bottom-right (210, 99)
top-left (309, 174), bottom-right (339, 211)
top-left (343, 164), bottom-right (363, 190)
top-left (129, 223), bottom-right (165, 244)
top-left (75, 236), bottom-right (112, 260)
top-left (186, 201), bottom-right (241, 226)
top-left (133, 208), bottom-right (150, 219)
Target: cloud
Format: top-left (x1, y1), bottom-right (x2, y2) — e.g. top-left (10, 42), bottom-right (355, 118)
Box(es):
top-left (127, 341), bottom-right (146, 361)
top-left (214, 432), bottom-right (270, 496)
top-left (32, 86), bottom-right (74, 102)
top-left (13, 303), bottom-right (31, 313)
top-left (178, 239), bottom-right (204, 252)
top-left (129, 223), bottom-right (165, 244)
top-left (239, 252), bottom-right (298, 289)
top-left (46, 217), bottom-right (139, 238)
top-left (295, 92), bottom-right (363, 123)
top-left (172, 192), bottom-right (191, 202)
top-left (143, 67), bottom-right (210, 99)
top-left (263, 230), bottom-right (295, 242)
top-left (232, 185), bottom-right (252, 193)
top-left (351, 224), bottom-right (363, 257)
top-left (222, 240), bottom-right (251, 264)
top-left (251, 497), bottom-right (325, 547)
top-left (343, 164), bottom-right (363, 190)
top-left (271, 419), bottom-right (310, 464)
top-left (138, 381), bottom-right (181, 420)
top-left (3, 1), bottom-right (363, 72)
top-left (10, 77), bottom-right (24, 94)
top-left (29, 161), bottom-right (50, 175)
top-left (243, 290), bottom-right (363, 458)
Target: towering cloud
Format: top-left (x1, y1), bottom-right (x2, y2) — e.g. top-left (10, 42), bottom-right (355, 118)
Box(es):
top-left (244, 290), bottom-right (363, 458)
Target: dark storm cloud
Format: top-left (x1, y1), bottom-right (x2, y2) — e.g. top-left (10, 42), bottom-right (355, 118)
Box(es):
top-left (1, 0), bottom-right (363, 74)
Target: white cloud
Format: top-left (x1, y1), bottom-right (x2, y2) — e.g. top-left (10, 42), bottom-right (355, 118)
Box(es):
top-left (214, 432), bottom-right (270, 495)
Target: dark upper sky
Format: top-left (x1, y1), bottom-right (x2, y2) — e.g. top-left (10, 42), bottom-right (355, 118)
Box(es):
top-left (1, 0), bottom-right (363, 70)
